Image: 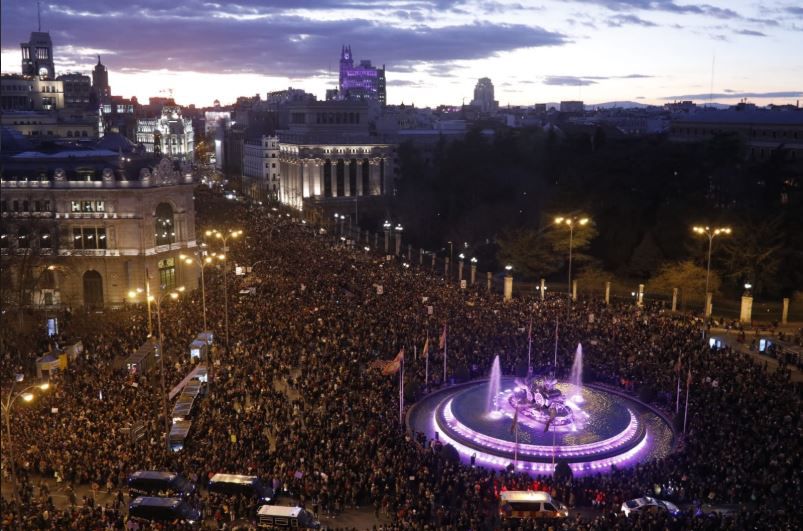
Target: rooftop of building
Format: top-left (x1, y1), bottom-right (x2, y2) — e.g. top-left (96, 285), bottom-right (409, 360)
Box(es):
top-left (1, 145), bottom-right (193, 188)
top-left (673, 109), bottom-right (803, 126)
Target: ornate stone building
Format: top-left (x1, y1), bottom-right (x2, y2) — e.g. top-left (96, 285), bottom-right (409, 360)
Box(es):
top-left (137, 106), bottom-right (195, 162)
top-left (1, 147), bottom-right (197, 309)
top-left (278, 139), bottom-right (393, 210)
top-left (276, 101), bottom-right (394, 211)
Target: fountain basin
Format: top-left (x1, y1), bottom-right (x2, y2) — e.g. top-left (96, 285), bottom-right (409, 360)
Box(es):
top-left (408, 377), bottom-right (675, 476)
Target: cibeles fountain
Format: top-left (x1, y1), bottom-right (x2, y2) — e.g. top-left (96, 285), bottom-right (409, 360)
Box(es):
top-left (408, 344), bottom-right (676, 475)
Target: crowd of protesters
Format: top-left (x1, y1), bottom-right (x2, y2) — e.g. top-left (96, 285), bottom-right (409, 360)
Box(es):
top-left (1, 191), bottom-right (800, 530)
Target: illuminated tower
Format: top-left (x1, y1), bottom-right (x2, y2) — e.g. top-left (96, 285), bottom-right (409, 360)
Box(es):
top-left (20, 31), bottom-right (55, 78)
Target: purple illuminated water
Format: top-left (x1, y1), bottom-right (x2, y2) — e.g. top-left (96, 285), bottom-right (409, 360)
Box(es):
top-left (486, 355), bottom-right (501, 414)
top-left (570, 343), bottom-right (584, 403)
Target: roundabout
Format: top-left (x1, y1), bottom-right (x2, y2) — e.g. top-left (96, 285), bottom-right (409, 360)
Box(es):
top-left (408, 369), bottom-right (676, 476)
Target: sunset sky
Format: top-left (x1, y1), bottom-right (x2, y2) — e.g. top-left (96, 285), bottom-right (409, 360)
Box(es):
top-left (2, 0), bottom-right (802, 107)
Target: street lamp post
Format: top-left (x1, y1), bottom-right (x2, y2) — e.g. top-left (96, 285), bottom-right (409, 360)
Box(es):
top-left (153, 286), bottom-right (185, 452)
top-left (394, 224), bottom-right (403, 256)
top-left (2, 378), bottom-right (51, 509)
top-left (692, 225), bottom-right (731, 319)
top-left (179, 250), bottom-right (219, 332)
top-left (383, 220), bottom-right (391, 253)
top-left (447, 241), bottom-right (453, 280)
top-left (205, 229), bottom-right (243, 355)
top-left (555, 216), bottom-right (589, 317)
top-left (458, 253), bottom-right (465, 285)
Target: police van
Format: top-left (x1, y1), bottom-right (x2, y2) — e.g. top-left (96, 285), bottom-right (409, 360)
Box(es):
top-left (257, 505), bottom-right (321, 528)
top-left (207, 473), bottom-right (274, 503)
top-left (499, 491), bottom-right (569, 520)
top-left (128, 496), bottom-right (201, 524)
top-left (128, 470), bottom-right (196, 498)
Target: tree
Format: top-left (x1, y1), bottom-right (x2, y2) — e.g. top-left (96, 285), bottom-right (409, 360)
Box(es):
top-left (497, 216), bottom-right (597, 281)
top-left (496, 227), bottom-right (559, 279)
top-left (627, 231), bottom-right (664, 279)
top-left (647, 260), bottom-right (720, 309)
top-left (576, 266), bottom-right (616, 296)
top-left (719, 217), bottom-right (784, 297)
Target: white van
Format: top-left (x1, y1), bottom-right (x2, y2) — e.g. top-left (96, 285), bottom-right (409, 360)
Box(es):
top-left (499, 490), bottom-right (569, 520)
top-left (257, 505), bottom-right (321, 528)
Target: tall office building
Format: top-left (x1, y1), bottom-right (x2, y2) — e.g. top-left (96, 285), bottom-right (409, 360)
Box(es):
top-left (470, 78), bottom-right (497, 113)
top-left (92, 56), bottom-right (111, 101)
top-left (20, 31), bottom-right (55, 78)
top-left (338, 45), bottom-right (386, 105)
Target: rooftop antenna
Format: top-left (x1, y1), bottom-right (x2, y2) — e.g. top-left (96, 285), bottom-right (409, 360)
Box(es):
top-left (37, 0), bottom-right (41, 31)
top-left (708, 52), bottom-right (716, 109)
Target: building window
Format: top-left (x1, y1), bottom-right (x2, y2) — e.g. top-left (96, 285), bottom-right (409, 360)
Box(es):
top-left (18, 227), bottom-right (30, 248)
top-left (158, 257), bottom-right (176, 289)
top-left (71, 201), bottom-right (81, 212)
top-left (155, 203), bottom-right (175, 246)
top-left (82, 200), bottom-right (94, 212)
top-left (95, 201), bottom-right (105, 212)
top-left (73, 228), bottom-right (83, 249)
top-left (40, 229), bottom-right (52, 249)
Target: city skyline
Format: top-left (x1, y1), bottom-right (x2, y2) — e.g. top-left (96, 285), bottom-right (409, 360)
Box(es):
top-left (1, 0), bottom-right (802, 107)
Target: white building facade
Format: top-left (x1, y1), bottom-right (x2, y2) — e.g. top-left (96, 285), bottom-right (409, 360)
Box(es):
top-left (242, 135), bottom-right (280, 202)
top-left (137, 106), bottom-right (195, 162)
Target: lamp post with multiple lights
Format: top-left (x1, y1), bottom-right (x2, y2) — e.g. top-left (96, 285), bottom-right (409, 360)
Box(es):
top-left (2, 378), bottom-right (51, 508)
top-left (554, 216), bottom-right (589, 316)
top-left (692, 225), bottom-right (731, 318)
top-left (155, 286), bottom-right (185, 452)
top-left (179, 250), bottom-right (225, 332)
top-left (205, 229), bottom-right (243, 354)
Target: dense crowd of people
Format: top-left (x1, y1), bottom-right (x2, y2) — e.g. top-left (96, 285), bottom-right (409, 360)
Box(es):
top-left (1, 190), bottom-right (800, 530)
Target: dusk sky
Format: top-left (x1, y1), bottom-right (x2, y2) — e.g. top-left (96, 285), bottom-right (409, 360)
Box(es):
top-left (2, 0), bottom-right (802, 107)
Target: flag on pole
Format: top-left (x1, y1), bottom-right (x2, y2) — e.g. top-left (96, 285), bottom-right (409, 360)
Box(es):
top-left (686, 367), bottom-right (692, 388)
top-left (381, 347), bottom-right (405, 376)
top-left (510, 406), bottom-right (519, 434)
top-left (543, 407), bottom-right (557, 433)
top-left (422, 335), bottom-right (430, 359)
top-left (527, 315), bottom-right (533, 343)
top-left (439, 324), bottom-right (447, 350)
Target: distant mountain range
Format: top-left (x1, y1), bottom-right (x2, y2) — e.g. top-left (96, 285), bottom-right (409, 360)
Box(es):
top-left (586, 100), bottom-right (731, 110)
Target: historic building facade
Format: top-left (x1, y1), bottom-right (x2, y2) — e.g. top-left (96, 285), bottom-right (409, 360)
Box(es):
top-left (275, 101), bottom-right (394, 211)
top-left (337, 45), bottom-right (386, 105)
top-left (1, 153), bottom-right (197, 309)
top-left (137, 106), bottom-right (195, 162)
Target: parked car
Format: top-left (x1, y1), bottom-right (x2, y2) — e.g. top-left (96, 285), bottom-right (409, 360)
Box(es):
top-left (621, 497), bottom-right (681, 517)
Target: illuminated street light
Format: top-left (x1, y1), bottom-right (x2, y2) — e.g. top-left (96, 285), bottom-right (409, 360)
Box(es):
top-left (692, 225), bottom-right (732, 319)
top-left (2, 378), bottom-right (52, 507)
top-left (555, 215), bottom-right (592, 316)
top-left (205, 229), bottom-right (243, 355)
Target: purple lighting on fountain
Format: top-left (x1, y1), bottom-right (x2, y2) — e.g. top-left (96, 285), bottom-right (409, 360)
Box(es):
top-left (570, 343), bottom-right (584, 403)
top-left (486, 355), bottom-right (501, 415)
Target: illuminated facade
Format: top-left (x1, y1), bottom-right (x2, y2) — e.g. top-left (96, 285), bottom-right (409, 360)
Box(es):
top-left (1, 152), bottom-right (197, 308)
top-left (338, 45), bottom-right (386, 105)
top-left (276, 101), bottom-right (393, 210)
top-left (137, 106), bottom-right (195, 162)
top-left (20, 31), bottom-right (55, 78)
